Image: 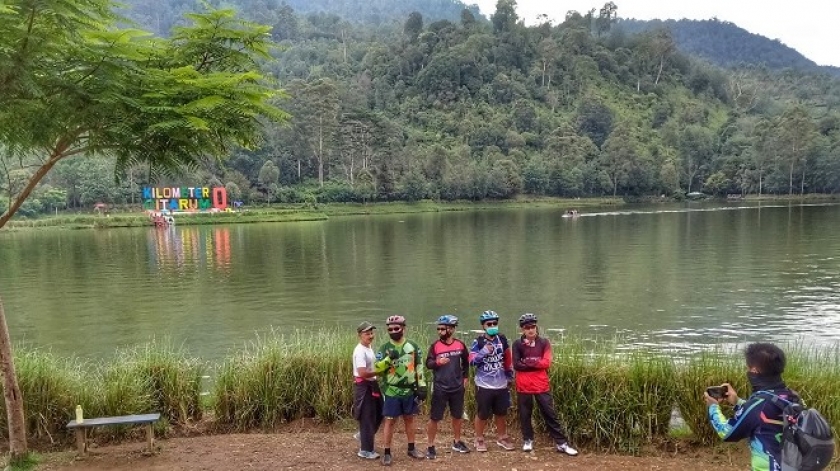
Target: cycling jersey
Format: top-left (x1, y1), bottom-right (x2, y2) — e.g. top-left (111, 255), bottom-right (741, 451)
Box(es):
top-left (426, 338), bottom-right (469, 393)
top-left (469, 334), bottom-right (513, 389)
top-left (374, 339), bottom-right (426, 398)
top-left (511, 336), bottom-right (552, 394)
top-left (708, 388), bottom-right (798, 471)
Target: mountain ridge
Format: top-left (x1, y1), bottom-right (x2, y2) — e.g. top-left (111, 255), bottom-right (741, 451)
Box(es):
top-left (122, 1), bottom-right (838, 77)
top-left (615, 18), bottom-right (839, 77)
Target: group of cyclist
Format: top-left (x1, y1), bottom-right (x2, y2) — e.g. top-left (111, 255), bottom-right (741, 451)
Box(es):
top-left (351, 310), bottom-right (578, 466)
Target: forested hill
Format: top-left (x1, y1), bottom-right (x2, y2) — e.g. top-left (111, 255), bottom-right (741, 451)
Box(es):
top-left (617, 19), bottom-right (837, 76)
top-left (6, 0), bottom-right (840, 218)
top-left (121, 0), bottom-right (832, 75)
top-left (279, 0), bottom-right (482, 25)
top-left (119, 0), bottom-right (483, 37)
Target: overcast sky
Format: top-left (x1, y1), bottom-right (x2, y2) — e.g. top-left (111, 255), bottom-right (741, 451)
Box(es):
top-left (470, 0), bottom-right (839, 67)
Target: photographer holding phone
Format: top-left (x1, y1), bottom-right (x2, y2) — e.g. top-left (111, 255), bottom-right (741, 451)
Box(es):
top-left (704, 343), bottom-right (798, 471)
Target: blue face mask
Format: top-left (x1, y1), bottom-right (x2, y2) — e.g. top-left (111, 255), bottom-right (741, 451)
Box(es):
top-left (485, 326), bottom-right (499, 336)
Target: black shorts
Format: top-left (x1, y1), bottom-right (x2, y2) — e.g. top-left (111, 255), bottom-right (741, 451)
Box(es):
top-left (475, 386), bottom-right (510, 420)
top-left (429, 388), bottom-right (465, 422)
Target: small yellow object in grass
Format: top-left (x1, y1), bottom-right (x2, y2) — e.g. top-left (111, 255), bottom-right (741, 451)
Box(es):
top-left (75, 404), bottom-right (84, 424)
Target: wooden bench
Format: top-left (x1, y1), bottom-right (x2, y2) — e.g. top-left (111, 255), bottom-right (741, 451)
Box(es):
top-left (66, 413), bottom-right (161, 454)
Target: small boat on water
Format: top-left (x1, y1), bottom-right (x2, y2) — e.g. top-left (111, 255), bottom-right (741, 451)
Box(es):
top-left (149, 211), bottom-right (175, 228)
top-left (562, 210), bottom-right (581, 218)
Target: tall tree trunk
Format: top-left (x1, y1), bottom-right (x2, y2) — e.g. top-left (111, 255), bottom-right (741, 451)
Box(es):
top-left (789, 159), bottom-right (795, 196)
top-left (318, 116), bottom-right (324, 187)
top-left (758, 170), bottom-right (763, 197)
top-left (541, 61), bottom-right (546, 88)
top-left (0, 295), bottom-right (27, 459)
top-left (654, 58), bottom-right (664, 86)
top-left (687, 166), bottom-right (693, 194)
top-left (341, 29), bottom-right (347, 63)
top-left (800, 162), bottom-right (806, 195)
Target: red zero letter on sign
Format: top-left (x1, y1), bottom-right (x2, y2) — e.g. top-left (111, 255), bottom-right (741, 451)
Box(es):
top-left (212, 187), bottom-right (228, 209)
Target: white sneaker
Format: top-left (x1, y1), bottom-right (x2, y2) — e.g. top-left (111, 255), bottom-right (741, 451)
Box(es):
top-left (556, 442), bottom-right (578, 456)
top-left (522, 439), bottom-right (534, 452)
top-left (357, 450), bottom-right (380, 459)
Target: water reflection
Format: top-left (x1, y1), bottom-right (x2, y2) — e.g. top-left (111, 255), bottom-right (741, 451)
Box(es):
top-left (2, 202), bottom-right (840, 360)
top-left (147, 226), bottom-right (232, 273)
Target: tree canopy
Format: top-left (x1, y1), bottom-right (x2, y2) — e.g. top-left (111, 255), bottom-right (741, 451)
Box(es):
top-left (0, 2), bottom-right (289, 458)
top-left (0, 0), bottom-right (289, 226)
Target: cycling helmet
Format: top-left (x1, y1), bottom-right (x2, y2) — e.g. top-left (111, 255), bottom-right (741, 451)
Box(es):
top-left (518, 313), bottom-right (538, 327)
top-left (479, 310), bottom-right (499, 324)
top-left (436, 315), bottom-right (459, 326)
top-left (385, 315), bottom-right (406, 326)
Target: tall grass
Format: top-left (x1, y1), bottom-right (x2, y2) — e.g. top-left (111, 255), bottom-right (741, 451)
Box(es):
top-left (212, 330), bottom-right (363, 430)
top-left (0, 340), bottom-right (201, 442)
top-left (548, 339), bottom-right (677, 452)
top-left (672, 349), bottom-right (748, 444)
top-left (2, 331), bottom-right (839, 455)
top-left (3, 350), bottom-right (80, 441)
top-left (115, 340), bottom-right (204, 424)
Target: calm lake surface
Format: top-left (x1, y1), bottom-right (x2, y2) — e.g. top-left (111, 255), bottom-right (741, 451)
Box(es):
top-left (1, 202), bottom-right (839, 360)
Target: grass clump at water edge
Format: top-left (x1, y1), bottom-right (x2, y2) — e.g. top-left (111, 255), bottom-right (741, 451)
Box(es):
top-left (1, 331), bottom-right (838, 455)
top-left (212, 330), bottom-right (357, 430)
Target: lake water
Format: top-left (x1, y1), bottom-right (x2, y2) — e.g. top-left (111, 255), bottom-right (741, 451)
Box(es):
top-left (1, 202), bottom-right (839, 360)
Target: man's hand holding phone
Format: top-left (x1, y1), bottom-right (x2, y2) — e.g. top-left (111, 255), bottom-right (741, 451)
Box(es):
top-left (704, 383), bottom-right (738, 406)
top-left (706, 385), bottom-right (728, 400)
top-left (721, 383), bottom-right (738, 405)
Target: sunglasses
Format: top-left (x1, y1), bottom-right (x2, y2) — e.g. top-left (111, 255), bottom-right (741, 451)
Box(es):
top-left (483, 321), bottom-right (498, 327)
top-left (522, 324), bottom-right (537, 330)
top-left (387, 327), bottom-right (403, 333)
top-left (436, 327), bottom-right (450, 332)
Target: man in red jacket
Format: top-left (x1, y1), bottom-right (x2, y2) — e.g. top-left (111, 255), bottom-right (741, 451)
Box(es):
top-left (511, 313), bottom-right (578, 455)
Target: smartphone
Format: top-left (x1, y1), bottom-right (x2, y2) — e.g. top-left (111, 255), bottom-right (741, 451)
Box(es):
top-left (706, 385), bottom-right (729, 399)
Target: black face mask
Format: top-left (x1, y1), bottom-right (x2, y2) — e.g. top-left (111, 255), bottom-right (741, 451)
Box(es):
top-left (438, 331), bottom-right (452, 341)
top-left (389, 332), bottom-right (403, 341)
top-left (748, 372), bottom-right (785, 392)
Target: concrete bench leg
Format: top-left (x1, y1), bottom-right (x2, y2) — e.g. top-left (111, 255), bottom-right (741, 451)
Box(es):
top-left (75, 428), bottom-right (86, 454)
top-left (146, 423), bottom-right (154, 451)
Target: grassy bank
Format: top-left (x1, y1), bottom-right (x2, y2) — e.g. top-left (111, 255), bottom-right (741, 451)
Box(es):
top-left (3, 209), bottom-right (329, 230)
top-left (6, 193), bottom-right (840, 231)
top-left (3, 197), bottom-right (620, 230)
top-left (2, 332), bottom-right (839, 455)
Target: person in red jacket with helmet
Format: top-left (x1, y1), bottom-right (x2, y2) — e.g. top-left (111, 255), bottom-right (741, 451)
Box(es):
top-left (512, 313), bottom-right (578, 456)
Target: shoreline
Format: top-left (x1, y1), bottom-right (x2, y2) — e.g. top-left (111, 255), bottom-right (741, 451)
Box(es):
top-left (4, 194), bottom-right (839, 231)
top-left (3, 197), bottom-right (621, 231)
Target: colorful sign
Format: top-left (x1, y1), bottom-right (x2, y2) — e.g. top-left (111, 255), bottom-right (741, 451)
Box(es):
top-left (142, 186), bottom-right (228, 212)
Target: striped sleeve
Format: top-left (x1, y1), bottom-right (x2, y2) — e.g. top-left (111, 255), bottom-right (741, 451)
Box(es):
top-left (707, 398), bottom-right (759, 442)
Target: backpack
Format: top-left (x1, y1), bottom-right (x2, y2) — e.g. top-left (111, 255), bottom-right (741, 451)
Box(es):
top-left (759, 392), bottom-right (835, 471)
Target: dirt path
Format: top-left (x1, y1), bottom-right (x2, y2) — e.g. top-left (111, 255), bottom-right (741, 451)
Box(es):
top-left (39, 429), bottom-right (749, 471)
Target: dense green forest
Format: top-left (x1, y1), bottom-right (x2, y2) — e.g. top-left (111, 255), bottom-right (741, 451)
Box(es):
top-left (3, 0), bottom-right (840, 216)
top-left (122, 0), bottom-right (482, 36)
